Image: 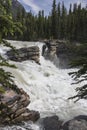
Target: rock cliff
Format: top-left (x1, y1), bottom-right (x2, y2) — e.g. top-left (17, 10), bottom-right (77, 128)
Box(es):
top-left (6, 46), bottom-right (40, 64)
top-left (42, 40), bottom-right (57, 60)
top-left (0, 88), bottom-right (40, 124)
top-left (42, 40), bottom-right (79, 68)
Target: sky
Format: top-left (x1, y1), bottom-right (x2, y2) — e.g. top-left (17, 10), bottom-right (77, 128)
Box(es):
top-left (18, 0), bottom-right (87, 15)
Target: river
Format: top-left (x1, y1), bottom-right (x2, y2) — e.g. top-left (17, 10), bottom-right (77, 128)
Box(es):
top-left (0, 40), bottom-right (87, 130)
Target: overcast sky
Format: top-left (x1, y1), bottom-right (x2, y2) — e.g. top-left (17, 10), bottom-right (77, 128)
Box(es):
top-left (18, 0), bottom-right (87, 15)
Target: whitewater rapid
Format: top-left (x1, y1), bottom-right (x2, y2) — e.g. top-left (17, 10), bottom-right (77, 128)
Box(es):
top-left (0, 40), bottom-right (87, 129)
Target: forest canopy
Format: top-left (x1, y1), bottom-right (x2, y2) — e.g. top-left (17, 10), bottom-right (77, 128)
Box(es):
top-left (5, 0), bottom-right (87, 42)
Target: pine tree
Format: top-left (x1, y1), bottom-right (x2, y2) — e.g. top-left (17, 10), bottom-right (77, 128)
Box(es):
top-left (37, 10), bottom-right (44, 39)
top-left (57, 2), bottom-right (61, 39)
top-left (0, 0), bottom-right (21, 93)
top-left (69, 43), bottom-right (87, 102)
top-left (51, 0), bottom-right (57, 39)
top-left (0, 0), bottom-right (13, 41)
top-left (60, 2), bottom-right (67, 39)
top-left (67, 3), bottom-right (73, 40)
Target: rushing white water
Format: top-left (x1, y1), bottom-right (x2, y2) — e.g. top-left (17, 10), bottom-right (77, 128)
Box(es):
top-left (0, 40), bottom-right (87, 129)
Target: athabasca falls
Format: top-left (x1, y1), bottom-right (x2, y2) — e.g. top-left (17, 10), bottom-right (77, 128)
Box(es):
top-left (0, 40), bottom-right (87, 130)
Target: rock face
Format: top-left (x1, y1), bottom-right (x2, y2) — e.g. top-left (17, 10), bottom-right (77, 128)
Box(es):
top-left (6, 46), bottom-right (40, 64)
top-left (42, 40), bottom-right (81, 68)
top-left (56, 40), bottom-right (78, 68)
top-left (12, 0), bottom-right (26, 19)
top-left (42, 40), bottom-right (57, 60)
top-left (0, 88), bottom-right (40, 125)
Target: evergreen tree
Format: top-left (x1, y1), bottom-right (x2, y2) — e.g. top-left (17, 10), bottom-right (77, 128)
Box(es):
top-left (2, 0), bottom-right (86, 42)
top-left (37, 10), bottom-right (44, 39)
top-left (51, 0), bottom-right (57, 39)
top-left (0, 0), bottom-right (13, 41)
top-left (67, 3), bottom-right (74, 40)
top-left (69, 43), bottom-right (87, 102)
top-left (60, 2), bottom-right (67, 39)
top-left (57, 2), bottom-right (61, 39)
top-left (0, 0), bottom-right (21, 93)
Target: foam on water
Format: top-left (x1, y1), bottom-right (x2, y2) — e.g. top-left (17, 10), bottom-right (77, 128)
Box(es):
top-left (1, 40), bottom-right (87, 129)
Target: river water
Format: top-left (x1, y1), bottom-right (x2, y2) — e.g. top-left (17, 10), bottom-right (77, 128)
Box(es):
top-left (0, 40), bottom-right (87, 130)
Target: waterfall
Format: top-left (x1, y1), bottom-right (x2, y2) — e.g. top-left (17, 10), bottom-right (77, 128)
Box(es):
top-left (0, 40), bottom-right (87, 130)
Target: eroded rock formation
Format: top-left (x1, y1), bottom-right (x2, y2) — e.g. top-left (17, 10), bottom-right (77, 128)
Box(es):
top-left (42, 40), bottom-right (80, 68)
top-left (6, 46), bottom-right (40, 64)
top-left (0, 88), bottom-right (40, 125)
top-left (42, 40), bottom-right (57, 60)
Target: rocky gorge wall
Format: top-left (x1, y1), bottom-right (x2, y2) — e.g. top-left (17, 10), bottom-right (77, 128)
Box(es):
top-left (42, 40), bottom-right (79, 68)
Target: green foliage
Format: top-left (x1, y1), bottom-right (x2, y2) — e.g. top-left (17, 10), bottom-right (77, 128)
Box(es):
top-left (0, 87), bottom-right (5, 93)
top-left (2, 40), bottom-right (15, 50)
top-left (69, 43), bottom-right (87, 102)
top-left (0, 0), bottom-right (13, 41)
top-left (0, 41), bottom-right (17, 94)
top-left (0, 0), bottom-right (19, 94)
top-left (9, 0), bottom-right (87, 42)
top-left (51, 0), bottom-right (57, 39)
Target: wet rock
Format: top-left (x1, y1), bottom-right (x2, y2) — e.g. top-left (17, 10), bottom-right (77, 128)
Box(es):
top-left (56, 40), bottom-right (79, 68)
top-left (42, 115), bottom-right (63, 130)
top-left (14, 108), bottom-right (27, 117)
top-left (26, 110), bottom-right (40, 122)
top-left (12, 110), bottom-right (40, 123)
top-left (62, 115), bottom-right (87, 130)
top-left (6, 46), bottom-right (40, 64)
top-left (0, 88), bottom-right (40, 125)
top-left (42, 41), bottom-right (57, 64)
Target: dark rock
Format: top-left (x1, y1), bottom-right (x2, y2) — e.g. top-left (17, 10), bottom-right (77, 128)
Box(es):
top-left (26, 110), bottom-right (40, 122)
top-left (12, 110), bottom-right (40, 123)
top-left (14, 108), bottom-right (27, 118)
top-left (62, 115), bottom-right (87, 130)
top-left (43, 115), bottom-right (63, 130)
top-left (43, 40), bottom-right (74, 68)
top-left (6, 46), bottom-right (40, 64)
top-left (56, 40), bottom-right (79, 68)
top-left (43, 40), bottom-right (57, 60)
top-left (74, 115), bottom-right (87, 121)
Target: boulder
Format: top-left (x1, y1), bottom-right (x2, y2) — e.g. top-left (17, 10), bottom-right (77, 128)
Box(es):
top-left (62, 115), bottom-right (87, 130)
top-left (42, 115), bottom-right (63, 130)
top-left (6, 46), bottom-right (40, 64)
top-left (0, 88), bottom-right (40, 125)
